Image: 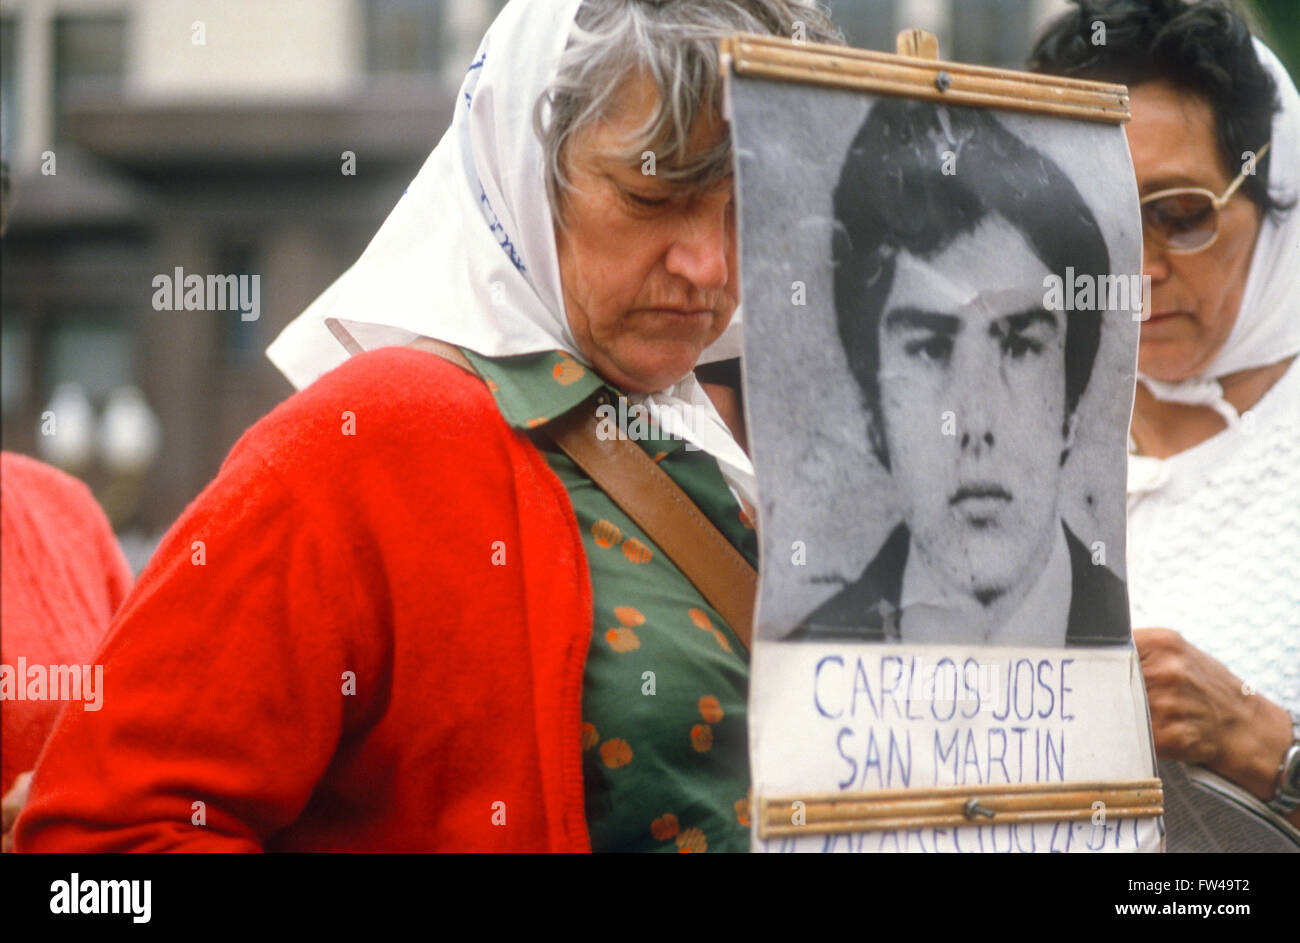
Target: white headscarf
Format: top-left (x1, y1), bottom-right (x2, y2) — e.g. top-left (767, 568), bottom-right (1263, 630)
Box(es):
top-left (265, 0), bottom-right (756, 506)
top-left (1135, 39), bottom-right (1300, 425)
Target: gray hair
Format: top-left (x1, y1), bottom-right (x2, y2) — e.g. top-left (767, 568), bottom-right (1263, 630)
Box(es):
top-left (535, 0), bottom-right (842, 224)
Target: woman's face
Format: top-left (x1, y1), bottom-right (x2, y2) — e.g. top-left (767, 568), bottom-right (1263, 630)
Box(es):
top-left (1125, 80), bottom-right (1263, 382)
top-left (554, 73), bottom-right (738, 393)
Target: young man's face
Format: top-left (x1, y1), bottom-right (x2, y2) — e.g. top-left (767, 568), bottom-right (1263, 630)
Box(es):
top-left (873, 213), bottom-right (1074, 605)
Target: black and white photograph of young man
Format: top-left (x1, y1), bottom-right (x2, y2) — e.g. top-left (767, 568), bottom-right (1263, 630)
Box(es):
top-left (732, 86), bottom-right (1142, 647)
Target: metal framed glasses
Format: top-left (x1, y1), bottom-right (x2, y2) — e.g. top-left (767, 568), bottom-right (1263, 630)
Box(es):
top-left (1138, 141), bottom-right (1271, 254)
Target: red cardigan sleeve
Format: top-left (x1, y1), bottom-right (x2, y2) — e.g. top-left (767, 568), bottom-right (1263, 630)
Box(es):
top-left (15, 432), bottom-right (379, 852)
top-left (16, 347), bottom-right (593, 852)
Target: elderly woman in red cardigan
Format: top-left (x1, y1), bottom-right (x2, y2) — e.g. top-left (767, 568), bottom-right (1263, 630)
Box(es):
top-left (17, 0), bottom-right (841, 852)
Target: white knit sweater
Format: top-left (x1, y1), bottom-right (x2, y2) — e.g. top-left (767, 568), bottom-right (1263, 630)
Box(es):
top-left (1127, 359), bottom-right (1300, 716)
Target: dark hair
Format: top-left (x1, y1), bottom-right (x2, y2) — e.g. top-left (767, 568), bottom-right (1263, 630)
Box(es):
top-left (1028, 0), bottom-right (1290, 219)
top-left (832, 98), bottom-right (1109, 469)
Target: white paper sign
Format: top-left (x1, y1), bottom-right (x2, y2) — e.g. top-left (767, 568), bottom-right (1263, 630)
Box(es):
top-left (752, 645), bottom-right (1160, 852)
top-left (731, 63), bottom-right (1161, 852)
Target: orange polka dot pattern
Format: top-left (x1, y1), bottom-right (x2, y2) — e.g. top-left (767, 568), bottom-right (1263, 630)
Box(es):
top-left (650, 814), bottom-right (679, 841)
top-left (600, 738), bottom-right (633, 769)
top-left (676, 828), bottom-right (708, 853)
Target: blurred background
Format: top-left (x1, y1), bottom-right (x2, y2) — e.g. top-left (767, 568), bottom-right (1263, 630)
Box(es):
top-left (2, 0), bottom-right (1297, 574)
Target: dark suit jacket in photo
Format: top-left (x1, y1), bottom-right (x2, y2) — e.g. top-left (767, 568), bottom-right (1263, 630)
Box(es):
top-left (784, 521), bottom-right (1130, 646)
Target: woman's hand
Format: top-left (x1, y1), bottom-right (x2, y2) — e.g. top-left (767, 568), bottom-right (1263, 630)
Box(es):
top-left (1135, 628), bottom-right (1297, 823)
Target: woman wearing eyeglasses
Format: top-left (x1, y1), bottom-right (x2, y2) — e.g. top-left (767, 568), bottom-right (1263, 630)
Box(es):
top-left (1032, 0), bottom-right (1300, 848)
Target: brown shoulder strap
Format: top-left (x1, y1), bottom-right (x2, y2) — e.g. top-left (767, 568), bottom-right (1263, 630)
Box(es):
top-left (544, 401), bottom-right (756, 650)
top-left (400, 333), bottom-right (756, 649)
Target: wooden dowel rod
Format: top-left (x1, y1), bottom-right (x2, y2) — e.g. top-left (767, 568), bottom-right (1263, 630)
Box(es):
top-left (724, 33), bottom-right (1130, 122)
top-left (761, 778), bottom-right (1162, 806)
top-left (730, 34), bottom-right (1126, 93)
top-left (730, 60), bottom-right (1127, 122)
top-left (759, 806), bottom-right (1163, 838)
top-left (737, 44), bottom-right (1126, 106)
top-left (895, 29), bottom-right (939, 60)
top-left (783, 790), bottom-right (1160, 823)
top-left (790, 785), bottom-right (1161, 809)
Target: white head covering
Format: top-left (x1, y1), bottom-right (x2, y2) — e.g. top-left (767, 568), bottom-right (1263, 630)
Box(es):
top-left (1136, 39), bottom-right (1300, 425)
top-left (265, 0), bottom-right (756, 505)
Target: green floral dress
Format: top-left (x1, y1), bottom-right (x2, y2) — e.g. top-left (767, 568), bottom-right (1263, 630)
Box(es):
top-left (463, 348), bottom-right (757, 852)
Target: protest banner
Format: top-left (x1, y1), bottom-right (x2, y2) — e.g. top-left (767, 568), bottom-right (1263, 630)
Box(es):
top-left (731, 32), bottom-right (1163, 853)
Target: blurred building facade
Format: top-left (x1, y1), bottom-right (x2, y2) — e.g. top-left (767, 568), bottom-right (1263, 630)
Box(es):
top-left (4, 0), bottom-right (1292, 570)
top-left (1, 0), bottom-right (507, 566)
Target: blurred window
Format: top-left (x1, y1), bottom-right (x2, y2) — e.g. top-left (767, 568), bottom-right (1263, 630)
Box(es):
top-left (826, 0), bottom-right (896, 52)
top-left (1, 17), bottom-right (16, 160)
top-left (949, 0), bottom-right (1030, 67)
top-left (364, 0), bottom-right (447, 75)
top-left (53, 15), bottom-right (126, 141)
top-left (46, 314), bottom-right (132, 405)
top-left (1, 322), bottom-right (32, 417)
top-left (216, 242), bottom-right (262, 366)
